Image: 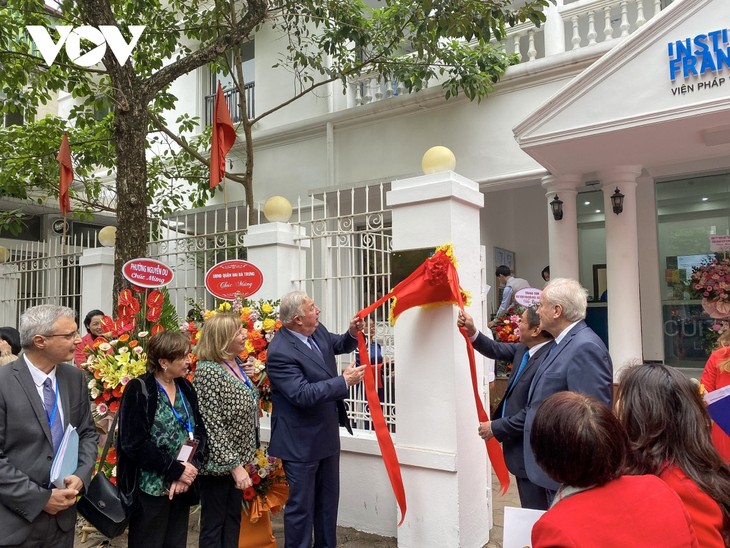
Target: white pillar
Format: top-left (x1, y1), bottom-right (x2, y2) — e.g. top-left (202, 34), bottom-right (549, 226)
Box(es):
top-left (79, 247), bottom-right (115, 321)
top-left (386, 171), bottom-right (488, 548)
top-left (542, 174), bottom-right (581, 280)
top-left (242, 222), bottom-right (309, 301)
top-left (0, 263), bottom-right (20, 326)
top-left (542, 1), bottom-right (566, 56)
top-left (600, 166), bottom-right (643, 376)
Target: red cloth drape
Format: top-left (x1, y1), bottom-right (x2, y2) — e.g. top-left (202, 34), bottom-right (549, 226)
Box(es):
top-left (56, 133), bottom-right (73, 215)
top-left (356, 245), bottom-right (510, 526)
top-left (209, 82), bottom-right (236, 189)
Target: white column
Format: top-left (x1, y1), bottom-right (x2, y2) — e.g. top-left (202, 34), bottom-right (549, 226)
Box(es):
top-left (0, 263), bottom-right (20, 326)
top-left (600, 166), bottom-right (643, 376)
top-left (386, 171), bottom-right (488, 548)
top-left (79, 247), bottom-right (115, 321)
top-left (542, 174), bottom-right (581, 280)
top-left (542, 1), bottom-right (566, 56)
top-left (242, 222), bottom-right (309, 301)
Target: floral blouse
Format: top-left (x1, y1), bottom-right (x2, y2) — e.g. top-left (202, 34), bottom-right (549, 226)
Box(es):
top-left (139, 385), bottom-right (194, 496)
top-left (193, 360), bottom-right (258, 475)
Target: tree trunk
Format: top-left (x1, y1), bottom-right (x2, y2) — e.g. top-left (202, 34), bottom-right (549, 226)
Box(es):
top-left (112, 92), bottom-right (149, 298)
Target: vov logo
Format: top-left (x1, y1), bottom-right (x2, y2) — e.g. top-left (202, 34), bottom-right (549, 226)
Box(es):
top-left (26, 25), bottom-right (145, 67)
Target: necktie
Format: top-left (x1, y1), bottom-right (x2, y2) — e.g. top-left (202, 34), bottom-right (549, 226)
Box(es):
top-left (43, 378), bottom-right (64, 453)
top-left (503, 351), bottom-right (530, 412)
top-left (308, 337), bottom-right (323, 359)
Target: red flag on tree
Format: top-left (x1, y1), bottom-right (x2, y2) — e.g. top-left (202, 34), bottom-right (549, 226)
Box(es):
top-left (209, 82), bottom-right (236, 189)
top-left (56, 133), bottom-right (73, 215)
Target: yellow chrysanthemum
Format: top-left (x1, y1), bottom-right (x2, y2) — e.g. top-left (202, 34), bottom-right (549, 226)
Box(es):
top-left (261, 303), bottom-right (273, 314)
top-left (218, 302), bottom-right (232, 312)
top-left (262, 318), bottom-right (276, 332)
top-left (203, 310), bottom-right (217, 320)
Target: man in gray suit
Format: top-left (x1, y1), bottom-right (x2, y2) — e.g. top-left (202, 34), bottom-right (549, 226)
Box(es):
top-left (525, 278), bottom-right (613, 497)
top-left (458, 307), bottom-right (554, 510)
top-left (0, 305), bottom-right (97, 547)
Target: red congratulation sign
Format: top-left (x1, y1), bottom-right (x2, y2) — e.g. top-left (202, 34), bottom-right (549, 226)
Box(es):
top-left (205, 260), bottom-right (264, 300)
top-left (122, 258), bottom-right (174, 288)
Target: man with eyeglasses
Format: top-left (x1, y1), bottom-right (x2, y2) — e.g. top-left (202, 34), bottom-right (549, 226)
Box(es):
top-left (524, 278), bottom-right (613, 503)
top-left (0, 305), bottom-right (97, 547)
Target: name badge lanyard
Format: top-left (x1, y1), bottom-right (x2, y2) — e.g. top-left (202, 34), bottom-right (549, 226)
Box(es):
top-left (223, 358), bottom-right (253, 390)
top-left (155, 380), bottom-right (194, 440)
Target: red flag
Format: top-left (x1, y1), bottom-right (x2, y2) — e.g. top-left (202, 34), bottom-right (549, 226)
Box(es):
top-left (209, 82), bottom-right (236, 189)
top-left (56, 133), bottom-right (73, 215)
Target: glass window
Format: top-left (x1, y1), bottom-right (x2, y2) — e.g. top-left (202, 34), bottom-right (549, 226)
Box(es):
top-left (656, 173), bottom-right (730, 367)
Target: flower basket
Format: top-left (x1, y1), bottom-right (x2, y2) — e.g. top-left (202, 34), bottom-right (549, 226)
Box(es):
top-left (691, 257), bottom-right (730, 320)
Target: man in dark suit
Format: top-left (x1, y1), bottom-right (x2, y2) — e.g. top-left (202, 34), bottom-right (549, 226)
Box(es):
top-left (526, 277), bottom-right (613, 497)
top-left (458, 307), bottom-right (554, 510)
top-left (0, 305), bottom-right (98, 547)
top-left (266, 291), bottom-right (366, 548)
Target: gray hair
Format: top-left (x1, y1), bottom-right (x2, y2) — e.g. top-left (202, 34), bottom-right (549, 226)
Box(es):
top-left (279, 290), bottom-right (310, 326)
top-left (542, 278), bottom-right (588, 322)
top-left (19, 305), bottom-right (76, 348)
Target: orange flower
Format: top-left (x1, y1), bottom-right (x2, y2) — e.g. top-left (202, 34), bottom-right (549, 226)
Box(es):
top-left (119, 333), bottom-right (130, 343)
top-left (128, 340), bottom-right (138, 348)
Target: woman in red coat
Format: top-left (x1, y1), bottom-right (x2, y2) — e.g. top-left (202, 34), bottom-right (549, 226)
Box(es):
top-left (617, 363), bottom-right (730, 547)
top-left (530, 392), bottom-right (699, 548)
top-left (701, 331), bottom-right (730, 462)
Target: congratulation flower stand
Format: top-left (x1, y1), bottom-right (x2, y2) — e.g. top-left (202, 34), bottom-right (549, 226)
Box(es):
top-left (238, 510), bottom-right (276, 548)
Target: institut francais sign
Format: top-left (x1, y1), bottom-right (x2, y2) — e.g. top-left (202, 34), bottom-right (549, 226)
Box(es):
top-left (667, 27), bottom-right (730, 96)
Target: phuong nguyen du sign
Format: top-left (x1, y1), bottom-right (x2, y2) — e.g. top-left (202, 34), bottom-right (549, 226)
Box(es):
top-left (205, 260), bottom-right (264, 300)
top-left (122, 258), bottom-right (174, 288)
top-left (515, 287), bottom-right (541, 308)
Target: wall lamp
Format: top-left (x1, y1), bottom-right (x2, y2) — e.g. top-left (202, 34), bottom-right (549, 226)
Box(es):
top-left (611, 187), bottom-right (625, 215)
top-left (550, 195), bottom-right (564, 221)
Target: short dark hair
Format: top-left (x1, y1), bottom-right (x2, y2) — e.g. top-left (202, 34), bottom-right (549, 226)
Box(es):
top-left (495, 265), bottom-right (511, 277)
top-left (531, 392), bottom-right (627, 488)
top-left (146, 331), bottom-right (191, 373)
top-left (541, 266), bottom-right (550, 281)
top-left (83, 309), bottom-right (105, 331)
top-left (524, 306), bottom-right (553, 340)
top-left (0, 327), bottom-right (21, 355)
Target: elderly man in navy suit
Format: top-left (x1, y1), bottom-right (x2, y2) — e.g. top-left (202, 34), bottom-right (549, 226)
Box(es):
top-left (266, 291), bottom-right (366, 548)
top-left (0, 305), bottom-right (97, 547)
top-left (525, 278), bottom-right (613, 499)
top-left (458, 306), bottom-right (554, 510)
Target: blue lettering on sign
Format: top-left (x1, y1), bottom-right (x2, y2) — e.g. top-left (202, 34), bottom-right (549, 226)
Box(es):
top-left (668, 28), bottom-right (730, 81)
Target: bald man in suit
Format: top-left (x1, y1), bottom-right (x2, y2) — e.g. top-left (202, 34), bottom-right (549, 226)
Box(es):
top-left (0, 305), bottom-right (97, 547)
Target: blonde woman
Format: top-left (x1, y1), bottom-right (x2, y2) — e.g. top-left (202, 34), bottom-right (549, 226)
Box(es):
top-left (193, 313), bottom-right (259, 548)
top-left (701, 329), bottom-right (730, 462)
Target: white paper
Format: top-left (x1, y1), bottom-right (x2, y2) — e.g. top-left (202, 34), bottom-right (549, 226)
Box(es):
top-left (503, 506), bottom-right (545, 548)
top-left (705, 384), bottom-right (730, 405)
top-left (50, 425), bottom-right (79, 487)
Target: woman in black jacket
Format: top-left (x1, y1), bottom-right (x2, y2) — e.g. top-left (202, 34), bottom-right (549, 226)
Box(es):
top-left (117, 331), bottom-right (207, 548)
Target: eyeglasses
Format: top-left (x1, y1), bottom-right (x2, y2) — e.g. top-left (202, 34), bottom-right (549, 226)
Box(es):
top-left (43, 330), bottom-right (81, 340)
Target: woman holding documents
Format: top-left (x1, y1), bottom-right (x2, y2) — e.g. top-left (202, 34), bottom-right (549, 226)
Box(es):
top-left (617, 363), bottom-right (730, 547)
top-left (117, 331), bottom-right (207, 548)
top-left (701, 331), bottom-right (730, 462)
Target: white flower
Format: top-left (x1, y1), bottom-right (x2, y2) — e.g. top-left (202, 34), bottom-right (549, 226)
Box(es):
top-left (88, 379), bottom-right (97, 389)
top-left (118, 347), bottom-right (129, 354)
top-left (258, 468), bottom-right (268, 479)
top-left (137, 331), bottom-right (149, 338)
top-left (90, 388), bottom-right (100, 399)
top-left (98, 342), bottom-right (112, 352)
top-left (254, 320), bottom-right (263, 331)
top-left (133, 346), bottom-right (144, 355)
top-left (111, 466), bottom-right (117, 477)
top-left (96, 403), bottom-right (108, 415)
top-left (120, 376), bottom-right (131, 385)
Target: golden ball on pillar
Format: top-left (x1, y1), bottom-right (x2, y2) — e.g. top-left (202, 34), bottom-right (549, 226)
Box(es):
top-left (263, 195), bottom-right (293, 223)
top-left (98, 226), bottom-right (117, 247)
top-left (0, 245), bottom-right (9, 262)
top-left (421, 146), bottom-right (456, 174)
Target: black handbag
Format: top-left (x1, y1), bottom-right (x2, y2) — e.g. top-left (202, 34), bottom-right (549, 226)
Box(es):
top-left (77, 412), bottom-right (129, 538)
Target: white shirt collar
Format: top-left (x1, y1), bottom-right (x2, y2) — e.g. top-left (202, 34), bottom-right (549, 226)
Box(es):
top-left (527, 340), bottom-right (552, 356)
top-left (23, 354), bottom-right (57, 388)
top-left (554, 320), bottom-right (581, 345)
